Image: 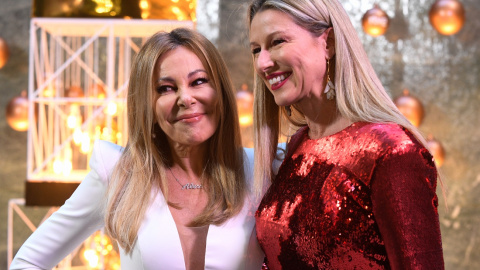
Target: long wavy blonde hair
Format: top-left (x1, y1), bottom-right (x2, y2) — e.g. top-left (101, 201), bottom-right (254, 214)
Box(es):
top-left (105, 28), bottom-right (246, 253)
top-left (248, 0), bottom-right (440, 196)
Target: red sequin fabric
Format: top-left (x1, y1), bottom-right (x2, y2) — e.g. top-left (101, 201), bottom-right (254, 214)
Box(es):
top-left (256, 122), bottom-right (444, 270)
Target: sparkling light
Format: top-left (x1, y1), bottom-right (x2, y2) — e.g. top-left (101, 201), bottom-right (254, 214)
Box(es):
top-left (106, 102), bottom-right (118, 116)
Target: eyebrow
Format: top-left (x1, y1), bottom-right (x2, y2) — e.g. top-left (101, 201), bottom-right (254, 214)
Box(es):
top-left (249, 30), bottom-right (284, 47)
top-left (156, 69), bottom-right (207, 83)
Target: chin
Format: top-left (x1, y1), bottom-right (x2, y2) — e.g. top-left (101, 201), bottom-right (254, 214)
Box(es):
top-left (273, 97), bottom-right (293, 107)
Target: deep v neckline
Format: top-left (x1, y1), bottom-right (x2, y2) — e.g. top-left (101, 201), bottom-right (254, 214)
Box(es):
top-left (167, 204), bottom-right (210, 270)
top-left (161, 191), bottom-right (212, 270)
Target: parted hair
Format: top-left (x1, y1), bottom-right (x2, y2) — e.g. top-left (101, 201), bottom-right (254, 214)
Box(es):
top-left (105, 28), bottom-right (246, 253)
top-left (248, 0), bottom-right (437, 196)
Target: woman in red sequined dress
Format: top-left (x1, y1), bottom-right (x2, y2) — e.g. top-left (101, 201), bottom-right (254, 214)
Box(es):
top-left (248, 0), bottom-right (445, 269)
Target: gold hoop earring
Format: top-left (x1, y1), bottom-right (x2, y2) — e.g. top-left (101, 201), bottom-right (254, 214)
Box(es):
top-left (324, 59), bottom-right (335, 100)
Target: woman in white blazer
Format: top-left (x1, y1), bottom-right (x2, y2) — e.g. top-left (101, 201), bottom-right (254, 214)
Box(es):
top-left (10, 28), bottom-right (269, 270)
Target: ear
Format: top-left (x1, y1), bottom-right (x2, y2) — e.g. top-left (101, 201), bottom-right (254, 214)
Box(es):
top-left (324, 27), bottom-right (336, 59)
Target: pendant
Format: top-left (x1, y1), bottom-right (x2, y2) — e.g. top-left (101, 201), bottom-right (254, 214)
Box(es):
top-left (182, 183), bottom-right (203, 190)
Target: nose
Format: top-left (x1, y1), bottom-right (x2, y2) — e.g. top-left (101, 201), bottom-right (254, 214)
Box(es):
top-left (177, 87), bottom-right (196, 108)
top-left (256, 50), bottom-right (274, 74)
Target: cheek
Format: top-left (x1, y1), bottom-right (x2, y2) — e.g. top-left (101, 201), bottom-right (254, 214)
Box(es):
top-left (154, 98), bottom-right (173, 124)
top-left (253, 58), bottom-right (262, 75)
top-left (208, 94), bottom-right (221, 125)
top-left (206, 87), bottom-right (219, 108)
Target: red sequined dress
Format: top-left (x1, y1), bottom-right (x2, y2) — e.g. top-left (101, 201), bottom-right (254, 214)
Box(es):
top-left (255, 122), bottom-right (444, 270)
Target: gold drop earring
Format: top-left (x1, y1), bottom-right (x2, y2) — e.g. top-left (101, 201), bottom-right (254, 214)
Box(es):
top-left (324, 59), bottom-right (335, 100)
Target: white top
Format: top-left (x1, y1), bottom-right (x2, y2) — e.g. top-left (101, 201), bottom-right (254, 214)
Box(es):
top-left (10, 140), bottom-right (271, 270)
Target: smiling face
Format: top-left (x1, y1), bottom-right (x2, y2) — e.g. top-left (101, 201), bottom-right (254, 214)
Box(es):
top-left (153, 46), bottom-right (219, 148)
top-left (250, 9), bottom-right (332, 107)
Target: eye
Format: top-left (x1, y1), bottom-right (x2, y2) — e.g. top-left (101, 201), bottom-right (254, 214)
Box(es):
top-left (155, 84), bottom-right (176, 94)
top-left (251, 47), bottom-right (261, 56)
top-left (191, 77), bottom-right (209, 86)
top-left (272, 39), bottom-right (286, 46)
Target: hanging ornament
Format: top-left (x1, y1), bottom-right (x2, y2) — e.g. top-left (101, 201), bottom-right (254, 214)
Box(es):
top-left (362, 4), bottom-right (390, 37)
top-left (88, 83), bottom-right (106, 99)
top-left (236, 83), bottom-right (254, 127)
top-left (426, 135), bottom-right (445, 167)
top-left (66, 85), bottom-right (85, 98)
top-left (429, 0), bottom-right (465, 35)
top-left (6, 90), bottom-right (29, 131)
top-left (0, 37), bottom-right (9, 69)
top-left (394, 89), bottom-right (425, 127)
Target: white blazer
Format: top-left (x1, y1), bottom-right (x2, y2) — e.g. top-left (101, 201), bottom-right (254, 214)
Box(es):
top-left (10, 140), bottom-right (268, 270)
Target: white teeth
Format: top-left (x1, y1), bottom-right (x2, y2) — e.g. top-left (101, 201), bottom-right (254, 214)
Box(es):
top-left (268, 74), bottom-right (286, 85)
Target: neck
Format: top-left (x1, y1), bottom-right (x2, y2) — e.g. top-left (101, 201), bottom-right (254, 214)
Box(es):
top-left (306, 114), bottom-right (352, 140)
top-left (169, 141), bottom-right (208, 177)
top-left (297, 98), bottom-right (352, 140)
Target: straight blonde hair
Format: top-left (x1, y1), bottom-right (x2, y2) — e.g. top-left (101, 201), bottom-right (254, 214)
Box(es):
top-left (248, 0), bottom-right (441, 196)
top-left (105, 28), bottom-right (246, 253)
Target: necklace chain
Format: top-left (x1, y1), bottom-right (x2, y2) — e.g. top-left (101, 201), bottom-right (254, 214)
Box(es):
top-left (168, 167), bottom-right (203, 190)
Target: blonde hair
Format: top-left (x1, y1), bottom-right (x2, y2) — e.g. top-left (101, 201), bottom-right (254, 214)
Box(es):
top-left (105, 28), bottom-right (246, 253)
top-left (248, 0), bottom-right (440, 196)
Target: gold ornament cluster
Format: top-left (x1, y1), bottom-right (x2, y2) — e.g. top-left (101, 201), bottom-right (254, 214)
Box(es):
top-left (362, 0), bottom-right (465, 37)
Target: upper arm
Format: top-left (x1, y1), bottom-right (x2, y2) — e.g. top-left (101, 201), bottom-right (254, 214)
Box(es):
top-left (371, 146), bottom-right (444, 270)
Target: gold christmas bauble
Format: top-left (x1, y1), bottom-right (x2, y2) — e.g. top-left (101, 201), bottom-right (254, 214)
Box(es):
top-left (0, 37), bottom-right (9, 69)
top-left (427, 135), bottom-right (445, 167)
top-left (394, 89), bottom-right (425, 127)
top-left (362, 5), bottom-right (390, 37)
top-left (66, 85), bottom-right (85, 98)
top-left (6, 91), bottom-right (29, 131)
top-left (429, 0), bottom-right (465, 35)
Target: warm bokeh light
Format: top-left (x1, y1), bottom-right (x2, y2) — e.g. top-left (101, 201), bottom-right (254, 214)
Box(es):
top-left (6, 90), bottom-right (29, 132)
top-left (106, 102), bottom-right (118, 116)
top-left (53, 158), bottom-right (72, 176)
top-left (42, 85), bottom-right (56, 97)
top-left (80, 133), bottom-right (91, 154)
top-left (116, 132), bottom-right (122, 143)
top-left (83, 249), bottom-right (99, 268)
top-left (429, 0), bottom-right (465, 35)
top-left (67, 115), bottom-right (77, 129)
top-left (66, 85), bottom-right (85, 99)
top-left (67, 105), bottom-right (82, 129)
top-left (73, 127), bottom-right (83, 145)
top-left (427, 135), bottom-right (446, 167)
top-left (140, 0), bottom-right (150, 18)
top-left (67, 114), bottom-right (79, 129)
top-left (236, 84), bottom-right (254, 127)
top-left (362, 4), bottom-right (390, 37)
top-left (0, 37), bottom-right (9, 69)
top-left (81, 231), bottom-right (121, 269)
top-left (88, 84), bottom-right (106, 99)
top-left (93, 0), bottom-right (118, 16)
top-left (63, 160), bottom-right (73, 176)
top-left (53, 158), bottom-right (62, 175)
top-left (394, 89), bottom-right (425, 127)
top-left (141, 0), bottom-right (196, 21)
top-left (51, 147), bottom-right (73, 176)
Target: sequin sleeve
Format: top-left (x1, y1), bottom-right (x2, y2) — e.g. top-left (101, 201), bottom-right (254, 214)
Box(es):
top-left (371, 143), bottom-right (444, 270)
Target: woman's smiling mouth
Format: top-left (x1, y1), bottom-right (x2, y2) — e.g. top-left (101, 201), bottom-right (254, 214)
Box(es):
top-left (267, 73), bottom-right (291, 90)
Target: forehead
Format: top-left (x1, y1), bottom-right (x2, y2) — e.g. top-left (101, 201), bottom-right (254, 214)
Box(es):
top-left (250, 9), bottom-right (300, 42)
top-left (155, 46), bottom-right (205, 76)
